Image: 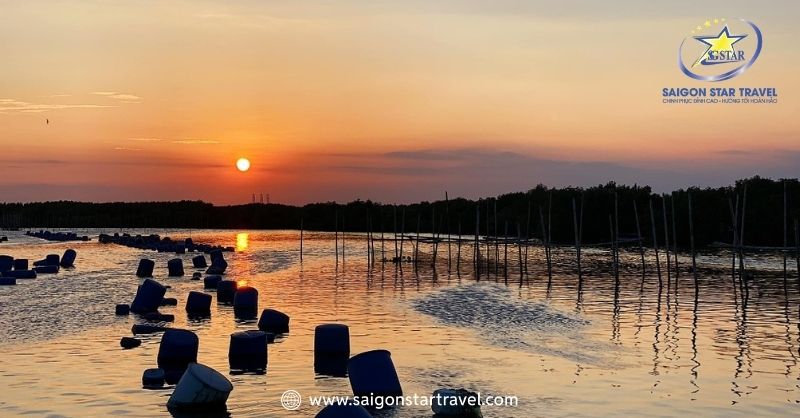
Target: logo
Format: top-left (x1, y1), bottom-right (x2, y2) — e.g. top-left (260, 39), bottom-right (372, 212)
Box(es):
top-left (281, 390), bottom-right (302, 410)
top-left (678, 18), bottom-right (762, 82)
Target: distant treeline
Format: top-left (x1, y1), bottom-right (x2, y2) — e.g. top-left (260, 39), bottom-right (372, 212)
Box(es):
top-left (2, 176), bottom-right (799, 248)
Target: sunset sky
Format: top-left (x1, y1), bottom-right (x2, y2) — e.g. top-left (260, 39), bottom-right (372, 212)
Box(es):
top-left (1, 1), bottom-right (798, 204)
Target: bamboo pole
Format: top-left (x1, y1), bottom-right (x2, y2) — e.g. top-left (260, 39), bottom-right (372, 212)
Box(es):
top-left (475, 204), bottom-right (481, 279)
top-left (633, 201), bottom-right (646, 277)
top-left (688, 192), bottom-right (697, 287)
top-left (525, 195), bottom-right (531, 275)
top-left (572, 197), bottom-right (582, 280)
top-left (457, 221), bottom-right (462, 271)
top-left (485, 200), bottom-right (490, 274)
top-left (335, 212), bottom-right (339, 265)
top-left (300, 217), bottom-right (304, 262)
top-left (783, 181), bottom-right (788, 287)
top-left (649, 198), bottom-right (662, 287)
top-left (662, 195), bottom-right (671, 285)
top-left (446, 191), bottom-right (451, 272)
top-left (670, 193), bottom-right (679, 276)
top-left (609, 215), bottom-right (618, 278)
top-left (739, 184), bottom-right (748, 283)
top-left (415, 212), bottom-right (421, 264)
top-left (539, 206), bottom-right (552, 283)
top-left (794, 219), bottom-right (799, 293)
top-left (517, 222), bottom-right (523, 282)
top-left (495, 199), bottom-right (499, 276)
top-left (341, 214), bottom-right (346, 264)
top-left (614, 192), bottom-right (620, 274)
top-left (504, 221), bottom-right (509, 283)
top-left (432, 206), bottom-right (438, 267)
top-left (393, 206), bottom-right (398, 260)
top-left (399, 207), bottom-right (405, 263)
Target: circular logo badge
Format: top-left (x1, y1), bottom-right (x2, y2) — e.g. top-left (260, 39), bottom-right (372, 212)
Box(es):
top-left (678, 18), bottom-right (762, 82)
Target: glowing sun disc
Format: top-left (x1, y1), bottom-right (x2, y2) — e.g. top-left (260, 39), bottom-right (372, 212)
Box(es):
top-left (236, 157), bottom-right (251, 172)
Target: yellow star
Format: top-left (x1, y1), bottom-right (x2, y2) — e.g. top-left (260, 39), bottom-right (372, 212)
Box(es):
top-left (705, 20), bottom-right (711, 27)
top-left (714, 18), bottom-right (719, 24)
top-left (692, 26), bottom-right (746, 68)
top-left (696, 25), bottom-right (702, 31)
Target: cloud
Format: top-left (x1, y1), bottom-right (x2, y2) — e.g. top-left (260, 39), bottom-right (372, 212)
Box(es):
top-left (171, 139), bottom-right (220, 145)
top-left (0, 98), bottom-right (113, 113)
top-left (91, 91), bottom-right (142, 103)
top-left (125, 137), bottom-right (220, 145)
top-left (129, 137), bottom-right (165, 142)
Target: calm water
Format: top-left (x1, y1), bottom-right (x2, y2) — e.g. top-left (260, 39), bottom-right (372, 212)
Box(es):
top-left (1, 229), bottom-right (800, 417)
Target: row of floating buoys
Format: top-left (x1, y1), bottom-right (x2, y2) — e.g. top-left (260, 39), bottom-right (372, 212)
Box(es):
top-left (0, 249), bottom-right (78, 282)
top-left (25, 230), bottom-right (90, 242)
top-left (99, 233), bottom-right (233, 254)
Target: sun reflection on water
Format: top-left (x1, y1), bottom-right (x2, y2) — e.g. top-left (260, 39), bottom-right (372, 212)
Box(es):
top-left (236, 232), bottom-right (249, 252)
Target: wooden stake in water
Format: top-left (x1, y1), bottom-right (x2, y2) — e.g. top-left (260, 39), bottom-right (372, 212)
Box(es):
top-left (334, 212), bottom-right (339, 265)
top-left (504, 221), bottom-right (509, 282)
top-left (614, 192), bottom-right (620, 274)
top-left (393, 206), bottom-right (398, 260)
top-left (415, 212), bottom-right (421, 265)
top-left (572, 197), bottom-right (582, 280)
top-left (494, 199), bottom-right (500, 276)
top-left (609, 215), bottom-right (618, 279)
top-left (517, 222), bottom-right (523, 282)
top-left (399, 207), bottom-right (406, 264)
top-left (341, 214), bottom-right (346, 264)
top-left (539, 206), bottom-right (553, 284)
top-left (662, 195), bottom-right (671, 286)
top-left (475, 204), bottom-right (481, 279)
top-left (670, 193), bottom-right (679, 276)
top-left (794, 219), bottom-right (799, 293)
top-left (688, 192), bottom-right (697, 287)
top-left (633, 200), bottom-right (646, 277)
top-left (649, 198), bottom-right (662, 287)
top-left (300, 217), bottom-right (304, 263)
top-left (446, 191), bottom-right (451, 272)
top-left (457, 221), bottom-right (462, 271)
top-left (783, 180), bottom-right (788, 287)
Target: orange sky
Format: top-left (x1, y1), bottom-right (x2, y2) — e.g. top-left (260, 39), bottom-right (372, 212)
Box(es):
top-left (1, 1), bottom-right (798, 204)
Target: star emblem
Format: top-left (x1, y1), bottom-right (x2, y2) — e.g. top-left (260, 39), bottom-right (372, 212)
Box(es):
top-left (692, 26), bottom-right (746, 67)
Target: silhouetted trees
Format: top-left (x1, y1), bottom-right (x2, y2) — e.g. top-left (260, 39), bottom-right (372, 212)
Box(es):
top-left (1, 176), bottom-right (798, 248)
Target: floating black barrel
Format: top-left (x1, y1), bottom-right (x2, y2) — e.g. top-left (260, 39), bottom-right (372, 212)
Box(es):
top-left (167, 258), bottom-right (184, 277)
top-left (158, 329), bottom-right (199, 384)
top-left (167, 363), bottom-right (233, 411)
top-left (13, 259), bottom-right (28, 270)
top-left (217, 280), bottom-right (237, 304)
top-left (348, 350), bottom-right (403, 402)
top-left (207, 250), bottom-right (228, 274)
top-left (130, 278), bottom-right (167, 314)
top-left (314, 324), bottom-right (350, 377)
top-left (142, 368), bottom-right (166, 388)
top-left (0, 255), bottom-right (13, 272)
top-left (315, 404), bottom-right (372, 418)
top-left (258, 309), bottom-right (290, 334)
top-left (60, 249), bottom-right (77, 267)
top-left (233, 286), bottom-right (258, 319)
top-left (204, 275), bottom-right (222, 289)
top-left (186, 291), bottom-right (212, 316)
top-left (0, 277), bottom-right (16, 285)
top-left (136, 259), bottom-right (155, 277)
top-left (160, 297), bottom-right (178, 306)
top-left (3, 269), bottom-right (36, 279)
top-left (34, 254), bottom-right (60, 266)
top-left (191, 272), bottom-right (201, 280)
top-left (120, 336), bottom-right (141, 349)
top-left (228, 330), bottom-right (268, 373)
top-left (115, 304), bottom-right (130, 315)
top-left (34, 265), bottom-right (59, 274)
top-left (192, 255), bottom-right (207, 268)
top-left (175, 244), bottom-right (186, 254)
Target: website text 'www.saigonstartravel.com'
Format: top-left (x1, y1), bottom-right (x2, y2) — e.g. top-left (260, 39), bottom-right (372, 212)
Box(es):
top-left (279, 389), bottom-right (519, 411)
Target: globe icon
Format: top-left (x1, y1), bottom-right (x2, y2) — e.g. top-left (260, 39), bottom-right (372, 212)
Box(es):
top-left (281, 390), bottom-right (302, 410)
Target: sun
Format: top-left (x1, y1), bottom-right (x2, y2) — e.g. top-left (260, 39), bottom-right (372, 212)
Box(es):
top-left (236, 157), bottom-right (251, 172)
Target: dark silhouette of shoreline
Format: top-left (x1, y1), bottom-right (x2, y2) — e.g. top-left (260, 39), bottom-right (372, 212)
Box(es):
top-left (1, 176), bottom-right (797, 248)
